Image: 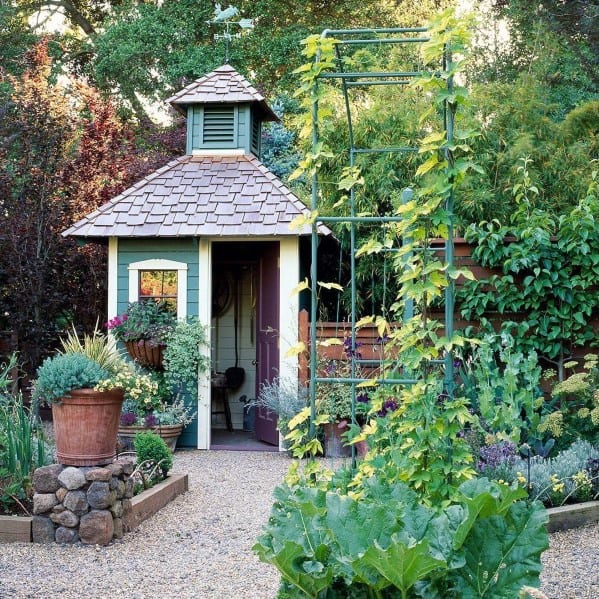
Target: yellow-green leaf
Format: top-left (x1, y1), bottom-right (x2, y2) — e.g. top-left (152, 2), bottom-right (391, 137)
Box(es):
top-left (317, 281), bottom-right (344, 291)
top-left (289, 210), bottom-right (318, 230)
top-left (285, 341), bottom-right (306, 358)
top-left (356, 315), bottom-right (375, 329)
top-left (319, 338), bottom-right (343, 347)
top-left (357, 379), bottom-right (378, 388)
top-left (290, 278), bottom-right (310, 297)
top-left (287, 407), bottom-right (310, 430)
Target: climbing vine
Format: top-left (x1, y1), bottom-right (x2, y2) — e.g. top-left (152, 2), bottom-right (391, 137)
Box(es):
top-left (287, 9), bottom-right (483, 503)
top-left (459, 163), bottom-right (599, 380)
top-left (256, 13), bottom-right (548, 598)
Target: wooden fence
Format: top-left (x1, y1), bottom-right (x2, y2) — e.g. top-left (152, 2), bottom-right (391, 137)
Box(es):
top-left (298, 238), bottom-right (598, 378)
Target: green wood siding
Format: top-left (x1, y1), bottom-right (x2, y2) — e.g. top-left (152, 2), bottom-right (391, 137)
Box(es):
top-left (117, 239), bottom-right (199, 316)
top-left (117, 239), bottom-right (200, 447)
top-left (237, 105), bottom-right (248, 152)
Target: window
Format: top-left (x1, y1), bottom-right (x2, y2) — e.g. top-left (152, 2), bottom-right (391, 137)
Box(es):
top-left (128, 259), bottom-right (188, 320)
top-left (139, 270), bottom-right (178, 312)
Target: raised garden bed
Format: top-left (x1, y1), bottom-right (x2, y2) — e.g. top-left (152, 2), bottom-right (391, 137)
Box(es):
top-left (546, 500), bottom-right (599, 533)
top-left (0, 515), bottom-right (32, 543)
top-left (123, 473), bottom-right (188, 532)
top-left (0, 473), bottom-right (188, 543)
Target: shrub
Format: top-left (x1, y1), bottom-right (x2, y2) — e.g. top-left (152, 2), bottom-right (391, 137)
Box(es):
top-left (58, 325), bottom-right (124, 375)
top-left (255, 478), bottom-right (548, 598)
top-left (540, 354), bottom-right (599, 451)
top-left (163, 317), bottom-right (210, 403)
top-left (251, 375), bottom-right (308, 440)
top-left (33, 353), bottom-right (108, 404)
top-left (134, 431), bottom-right (172, 480)
top-left (504, 440), bottom-right (599, 506)
top-left (459, 333), bottom-right (544, 445)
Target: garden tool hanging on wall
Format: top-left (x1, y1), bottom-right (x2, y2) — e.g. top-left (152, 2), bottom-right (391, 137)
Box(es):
top-left (225, 267), bottom-right (245, 390)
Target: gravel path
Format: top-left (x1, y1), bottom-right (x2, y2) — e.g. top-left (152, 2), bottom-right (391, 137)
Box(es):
top-left (0, 450), bottom-right (596, 599)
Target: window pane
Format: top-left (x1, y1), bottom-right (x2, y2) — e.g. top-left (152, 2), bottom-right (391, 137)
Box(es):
top-left (139, 270), bottom-right (177, 312)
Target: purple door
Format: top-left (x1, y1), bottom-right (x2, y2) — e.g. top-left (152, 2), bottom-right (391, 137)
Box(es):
top-left (254, 242), bottom-right (280, 445)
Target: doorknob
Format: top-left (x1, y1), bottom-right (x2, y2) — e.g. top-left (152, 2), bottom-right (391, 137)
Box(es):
top-left (252, 359), bottom-right (258, 366)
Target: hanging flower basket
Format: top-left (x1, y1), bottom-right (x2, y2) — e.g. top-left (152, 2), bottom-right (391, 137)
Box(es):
top-left (125, 340), bottom-right (165, 370)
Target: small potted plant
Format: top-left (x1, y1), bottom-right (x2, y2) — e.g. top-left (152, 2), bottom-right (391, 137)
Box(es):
top-left (118, 397), bottom-right (196, 453)
top-left (316, 353), bottom-right (370, 457)
top-left (33, 352), bottom-right (124, 466)
top-left (106, 301), bottom-right (176, 369)
top-left (113, 366), bottom-right (196, 452)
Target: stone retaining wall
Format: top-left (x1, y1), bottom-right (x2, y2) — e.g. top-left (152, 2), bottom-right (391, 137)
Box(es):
top-left (31, 458), bottom-right (136, 545)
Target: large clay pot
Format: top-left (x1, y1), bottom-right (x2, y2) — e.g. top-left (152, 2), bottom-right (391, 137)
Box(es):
top-left (124, 340), bottom-right (164, 370)
top-left (52, 388), bottom-right (124, 466)
top-left (117, 423), bottom-right (183, 453)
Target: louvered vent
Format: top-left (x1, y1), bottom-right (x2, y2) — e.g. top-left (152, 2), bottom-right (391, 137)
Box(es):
top-left (251, 112), bottom-right (261, 156)
top-left (203, 105), bottom-right (235, 143)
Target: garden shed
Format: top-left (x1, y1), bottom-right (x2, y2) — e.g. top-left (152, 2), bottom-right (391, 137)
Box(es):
top-left (64, 64), bottom-right (329, 450)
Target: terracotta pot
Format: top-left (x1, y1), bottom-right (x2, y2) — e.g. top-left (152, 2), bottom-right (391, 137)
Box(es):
top-left (323, 421), bottom-right (352, 458)
top-left (124, 340), bottom-right (164, 370)
top-left (52, 388), bottom-right (124, 466)
top-left (323, 421), bottom-right (369, 458)
top-left (355, 439), bottom-right (368, 458)
top-left (117, 423), bottom-right (183, 453)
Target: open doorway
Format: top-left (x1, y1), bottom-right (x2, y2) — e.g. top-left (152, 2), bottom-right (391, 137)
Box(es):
top-left (210, 242), bottom-right (279, 451)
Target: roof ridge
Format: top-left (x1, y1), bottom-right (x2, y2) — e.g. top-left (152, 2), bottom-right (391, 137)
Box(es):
top-left (166, 64), bottom-right (265, 105)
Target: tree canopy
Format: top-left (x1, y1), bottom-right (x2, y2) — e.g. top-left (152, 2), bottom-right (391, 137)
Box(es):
top-left (0, 0), bottom-right (597, 366)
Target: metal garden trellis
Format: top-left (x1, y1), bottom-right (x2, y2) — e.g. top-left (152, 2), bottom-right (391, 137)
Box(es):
top-left (307, 26), bottom-right (457, 458)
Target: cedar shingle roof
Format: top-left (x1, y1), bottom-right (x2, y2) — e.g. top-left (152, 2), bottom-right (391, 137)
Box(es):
top-left (166, 64), bottom-right (278, 121)
top-left (62, 154), bottom-right (330, 238)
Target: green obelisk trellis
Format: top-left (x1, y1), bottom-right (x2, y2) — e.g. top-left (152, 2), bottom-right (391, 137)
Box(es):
top-left (307, 27), bottom-right (456, 454)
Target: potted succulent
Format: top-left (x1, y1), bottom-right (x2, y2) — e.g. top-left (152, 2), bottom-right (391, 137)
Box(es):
top-left (106, 301), bottom-right (176, 369)
top-left (33, 352), bottom-right (124, 466)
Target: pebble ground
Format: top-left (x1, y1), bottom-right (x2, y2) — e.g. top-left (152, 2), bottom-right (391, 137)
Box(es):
top-left (0, 450), bottom-right (596, 598)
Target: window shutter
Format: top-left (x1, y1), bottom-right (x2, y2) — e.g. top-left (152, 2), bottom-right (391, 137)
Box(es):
top-left (203, 105), bottom-right (235, 143)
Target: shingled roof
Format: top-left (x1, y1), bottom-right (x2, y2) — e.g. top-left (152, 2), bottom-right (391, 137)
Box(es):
top-left (63, 154), bottom-right (330, 238)
top-left (166, 64), bottom-right (278, 121)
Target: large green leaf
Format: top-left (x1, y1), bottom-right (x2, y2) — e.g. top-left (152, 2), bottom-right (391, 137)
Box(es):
top-left (326, 492), bottom-right (400, 556)
top-left (266, 486), bottom-right (330, 553)
top-left (452, 478), bottom-right (527, 550)
top-left (358, 535), bottom-right (446, 595)
top-left (255, 540), bottom-right (334, 598)
top-left (452, 501), bottom-right (549, 598)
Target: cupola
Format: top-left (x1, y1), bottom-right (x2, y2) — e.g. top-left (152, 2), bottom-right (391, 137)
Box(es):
top-left (166, 64), bottom-right (279, 157)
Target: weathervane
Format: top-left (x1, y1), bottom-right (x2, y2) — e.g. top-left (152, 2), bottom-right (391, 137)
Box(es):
top-left (207, 4), bottom-right (254, 64)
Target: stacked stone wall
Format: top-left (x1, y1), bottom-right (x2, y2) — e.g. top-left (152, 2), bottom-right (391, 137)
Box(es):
top-left (31, 458), bottom-right (135, 545)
